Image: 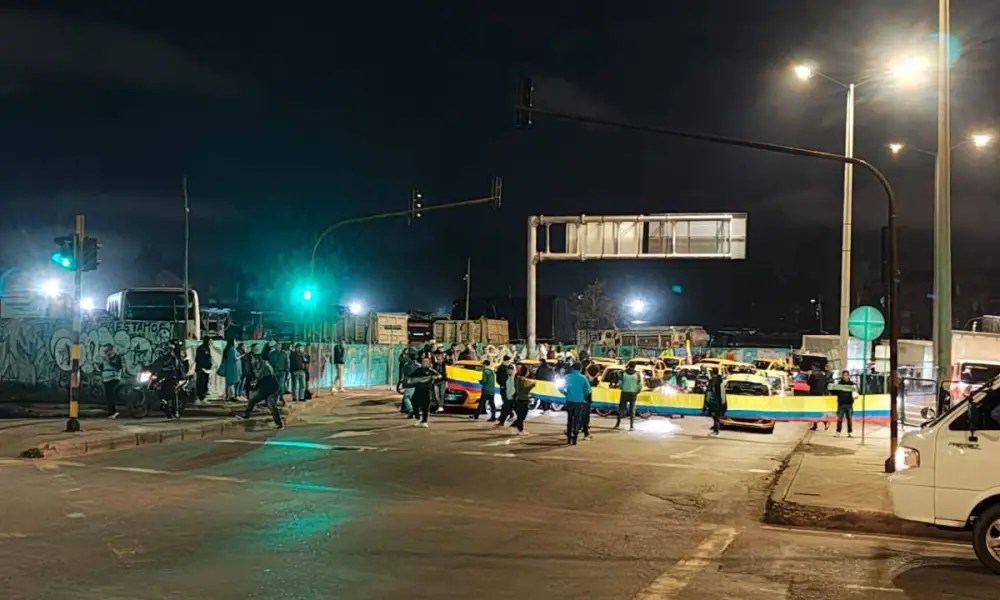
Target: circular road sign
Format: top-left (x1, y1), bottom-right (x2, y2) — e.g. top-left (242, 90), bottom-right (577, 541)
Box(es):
top-left (848, 305), bottom-right (885, 341)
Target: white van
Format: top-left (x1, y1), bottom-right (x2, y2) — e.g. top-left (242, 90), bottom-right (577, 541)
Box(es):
top-left (889, 376), bottom-right (1000, 574)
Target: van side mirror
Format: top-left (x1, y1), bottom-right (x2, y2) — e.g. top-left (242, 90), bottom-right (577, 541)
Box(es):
top-left (967, 400), bottom-right (979, 443)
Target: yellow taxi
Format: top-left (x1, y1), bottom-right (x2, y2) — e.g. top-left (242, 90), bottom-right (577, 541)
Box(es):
top-left (625, 356), bottom-right (671, 380)
top-left (444, 359), bottom-right (500, 410)
top-left (719, 373), bottom-right (777, 433)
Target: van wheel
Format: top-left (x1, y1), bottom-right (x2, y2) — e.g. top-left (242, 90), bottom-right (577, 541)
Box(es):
top-left (972, 503), bottom-right (1000, 575)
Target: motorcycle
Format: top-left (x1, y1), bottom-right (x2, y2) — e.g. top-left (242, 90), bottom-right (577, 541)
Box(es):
top-left (126, 368), bottom-right (195, 419)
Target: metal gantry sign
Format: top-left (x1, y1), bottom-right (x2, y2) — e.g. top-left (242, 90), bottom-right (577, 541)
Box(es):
top-left (527, 212), bottom-right (747, 355)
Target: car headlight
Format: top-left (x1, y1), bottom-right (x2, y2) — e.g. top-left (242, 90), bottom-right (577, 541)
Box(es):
top-left (137, 371), bottom-right (152, 384)
top-left (894, 446), bottom-right (920, 471)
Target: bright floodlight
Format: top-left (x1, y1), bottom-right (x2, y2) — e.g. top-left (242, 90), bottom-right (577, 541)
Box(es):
top-left (792, 64), bottom-right (814, 81)
top-left (80, 296), bottom-right (95, 311)
top-left (972, 133), bottom-right (993, 148)
top-left (888, 142), bottom-right (904, 155)
top-left (889, 57), bottom-right (929, 82)
top-left (348, 301), bottom-right (364, 315)
top-left (627, 298), bottom-right (646, 314)
top-left (41, 279), bottom-right (60, 298)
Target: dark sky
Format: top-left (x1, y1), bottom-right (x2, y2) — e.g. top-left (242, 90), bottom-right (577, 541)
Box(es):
top-left (2, 1), bottom-right (999, 331)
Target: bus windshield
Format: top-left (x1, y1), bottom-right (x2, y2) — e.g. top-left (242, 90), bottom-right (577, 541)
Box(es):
top-left (123, 291), bottom-right (196, 321)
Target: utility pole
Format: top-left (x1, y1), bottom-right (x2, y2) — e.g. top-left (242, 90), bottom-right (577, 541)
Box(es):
top-left (464, 256), bottom-right (471, 343)
top-left (838, 83), bottom-right (856, 372)
top-left (182, 176), bottom-right (191, 340)
top-left (934, 0), bottom-right (953, 388)
top-left (66, 214), bottom-right (84, 433)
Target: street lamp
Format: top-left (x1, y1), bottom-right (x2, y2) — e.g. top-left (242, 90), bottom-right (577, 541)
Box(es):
top-left (627, 298), bottom-right (646, 314)
top-left (40, 278), bottom-right (60, 298)
top-left (80, 296), bottom-right (95, 311)
top-left (792, 58), bottom-right (928, 373)
top-left (348, 301), bottom-right (365, 316)
top-left (972, 133), bottom-right (993, 148)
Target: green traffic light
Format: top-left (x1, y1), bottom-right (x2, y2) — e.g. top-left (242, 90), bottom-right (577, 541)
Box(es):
top-left (51, 252), bottom-right (75, 270)
top-left (303, 289), bottom-right (313, 301)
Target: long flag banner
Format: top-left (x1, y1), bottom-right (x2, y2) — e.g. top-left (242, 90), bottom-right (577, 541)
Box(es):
top-left (446, 364), bottom-right (889, 423)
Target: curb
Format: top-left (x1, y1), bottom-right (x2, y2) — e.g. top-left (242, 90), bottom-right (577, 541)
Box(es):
top-left (762, 437), bottom-right (970, 542)
top-left (18, 414), bottom-right (305, 460)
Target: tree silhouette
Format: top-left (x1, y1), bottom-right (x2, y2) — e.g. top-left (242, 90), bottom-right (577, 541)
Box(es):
top-left (572, 279), bottom-right (619, 330)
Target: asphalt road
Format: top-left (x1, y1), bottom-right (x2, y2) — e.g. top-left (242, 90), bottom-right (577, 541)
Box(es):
top-left (0, 399), bottom-right (995, 599)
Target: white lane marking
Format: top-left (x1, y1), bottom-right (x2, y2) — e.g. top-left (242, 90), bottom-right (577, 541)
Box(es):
top-left (214, 439), bottom-right (335, 450)
top-left (0, 533), bottom-right (28, 539)
top-left (759, 525), bottom-right (972, 550)
top-left (459, 451), bottom-right (517, 458)
top-left (65, 512), bottom-right (86, 519)
top-left (483, 438), bottom-right (518, 447)
top-left (325, 431), bottom-right (375, 439)
top-left (194, 474), bottom-right (248, 483)
top-left (668, 447), bottom-right (703, 459)
top-left (60, 487), bottom-right (82, 494)
top-left (104, 466), bottom-right (171, 476)
top-left (846, 584), bottom-right (903, 593)
top-left (634, 527), bottom-right (740, 599)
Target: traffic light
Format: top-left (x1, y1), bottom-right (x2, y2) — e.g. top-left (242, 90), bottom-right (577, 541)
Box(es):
top-left (409, 189), bottom-right (423, 224)
top-left (81, 236), bottom-right (101, 271)
top-left (51, 236), bottom-right (75, 270)
top-left (302, 288), bottom-right (313, 302)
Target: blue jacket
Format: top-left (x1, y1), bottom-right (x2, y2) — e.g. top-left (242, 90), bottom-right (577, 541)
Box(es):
top-left (560, 371), bottom-right (592, 403)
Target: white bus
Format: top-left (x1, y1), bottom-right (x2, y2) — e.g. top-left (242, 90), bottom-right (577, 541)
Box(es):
top-left (105, 287), bottom-right (201, 340)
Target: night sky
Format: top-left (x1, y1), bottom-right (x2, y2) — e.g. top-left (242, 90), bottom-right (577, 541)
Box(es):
top-left (2, 2), bottom-right (1000, 332)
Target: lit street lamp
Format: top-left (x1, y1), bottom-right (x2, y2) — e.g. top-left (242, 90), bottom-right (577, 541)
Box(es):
top-left (40, 278), bottom-right (60, 298)
top-left (792, 57), bottom-right (928, 372)
top-left (627, 298), bottom-right (646, 314)
top-left (348, 301), bottom-right (365, 316)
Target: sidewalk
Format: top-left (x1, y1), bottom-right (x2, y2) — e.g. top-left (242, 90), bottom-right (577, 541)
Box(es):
top-left (764, 424), bottom-right (971, 541)
top-left (0, 387), bottom-right (397, 460)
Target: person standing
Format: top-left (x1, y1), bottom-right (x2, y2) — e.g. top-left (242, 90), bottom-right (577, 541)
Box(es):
top-left (301, 344), bottom-right (312, 399)
top-left (267, 342), bottom-right (290, 400)
top-left (240, 344), bottom-right (258, 400)
top-left (405, 355), bottom-right (442, 427)
top-left (831, 370), bottom-right (858, 437)
top-left (534, 358), bottom-right (555, 413)
top-left (616, 363), bottom-right (641, 431)
top-left (473, 360), bottom-right (497, 421)
top-left (194, 338), bottom-right (213, 403)
top-left (237, 359), bottom-right (283, 429)
top-left (97, 343), bottom-right (122, 419)
top-left (218, 338), bottom-right (241, 401)
top-left (459, 343), bottom-right (476, 361)
top-left (432, 349), bottom-right (447, 412)
top-left (808, 364), bottom-right (831, 431)
top-left (290, 343), bottom-right (308, 402)
top-left (580, 369), bottom-right (600, 441)
top-left (559, 364), bottom-right (592, 445)
top-left (495, 356), bottom-right (514, 426)
top-left (704, 371), bottom-right (725, 436)
top-left (333, 338), bottom-right (347, 392)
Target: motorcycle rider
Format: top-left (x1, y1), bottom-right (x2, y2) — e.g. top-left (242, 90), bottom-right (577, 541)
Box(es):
top-left (150, 340), bottom-right (188, 419)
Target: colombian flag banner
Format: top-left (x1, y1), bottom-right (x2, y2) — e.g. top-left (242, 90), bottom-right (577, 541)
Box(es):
top-left (447, 364), bottom-right (890, 423)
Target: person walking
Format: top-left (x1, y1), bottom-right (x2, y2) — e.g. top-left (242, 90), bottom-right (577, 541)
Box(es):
top-left (511, 365), bottom-right (536, 434)
top-left (194, 337), bottom-right (213, 403)
top-left (579, 369), bottom-right (600, 441)
top-left (333, 338), bottom-right (347, 392)
top-left (831, 370), bottom-right (858, 437)
top-left (704, 371), bottom-right (725, 436)
top-left (290, 343), bottom-right (308, 402)
top-left (397, 351), bottom-right (419, 416)
top-left (495, 356), bottom-right (514, 427)
top-left (405, 355), bottom-right (442, 427)
top-left (559, 364), bottom-right (592, 445)
top-left (237, 359), bottom-right (283, 429)
top-left (616, 363), bottom-right (641, 431)
top-left (472, 360), bottom-right (497, 421)
top-left (218, 338), bottom-right (241, 401)
top-left (97, 343), bottom-right (122, 419)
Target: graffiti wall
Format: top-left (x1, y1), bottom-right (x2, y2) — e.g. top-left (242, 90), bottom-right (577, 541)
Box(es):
top-left (0, 317), bottom-right (178, 404)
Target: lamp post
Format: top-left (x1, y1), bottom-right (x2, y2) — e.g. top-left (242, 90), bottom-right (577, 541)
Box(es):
top-left (936, 0), bottom-right (952, 391)
top-left (793, 58), bottom-right (927, 372)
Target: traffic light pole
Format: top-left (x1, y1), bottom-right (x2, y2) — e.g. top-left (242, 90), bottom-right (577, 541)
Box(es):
top-left (66, 214), bottom-right (84, 433)
top-left (309, 180), bottom-right (503, 278)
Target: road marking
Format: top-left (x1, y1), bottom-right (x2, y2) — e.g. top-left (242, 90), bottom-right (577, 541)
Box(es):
top-left (483, 438), bottom-right (519, 447)
top-left (59, 487), bottom-right (82, 494)
top-left (104, 466), bottom-right (172, 476)
top-left (325, 431), bottom-right (375, 439)
top-left (759, 525), bottom-right (972, 550)
top-left (668, 447), bottom-right (703, 459)
top-left (65, 512), bottom-right (86, 519)
top-left (194, 474), bottom-right (248, 484)
top-left (846, 584), bottom-right (903, 593)
top-left (634, 527), bottom-right (740, 599)
top-left (0, 533), bottom-right (28, 539)
top-left (459, 450), bottom-right (518, 458)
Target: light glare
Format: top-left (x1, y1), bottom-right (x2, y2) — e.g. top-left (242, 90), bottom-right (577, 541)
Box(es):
top-left (40, 279), bottom-right (60, 298)
top-left (792, 64), bottom-right (813, 81)
top-left (80, 297), bottom-right (95, 311)
top-left (972, 133), bottom-right (993, 148)
top-left (348, 301), bottom-right (364, 315)
top-left (889, 57), bottom-right (929, 82)
top-left (888, 142), bottom-right (904, 155)
top-left (627, 298), bottom-right (646, 314)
